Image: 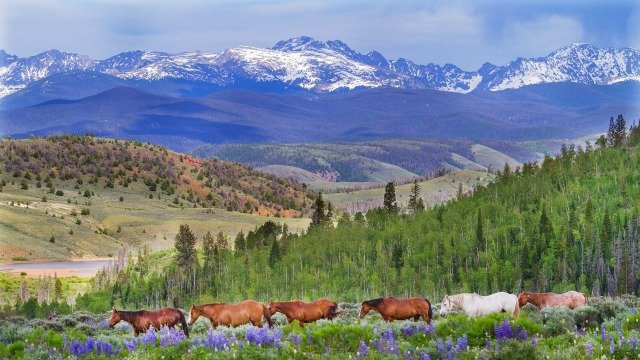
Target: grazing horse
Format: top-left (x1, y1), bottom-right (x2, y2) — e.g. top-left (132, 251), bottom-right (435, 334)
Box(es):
top-left (108, 308), bottom-right (189, 337)
top-left (518, 291), bottom-right (587, 309)
top-left (439, 292), bottom-right (520, 318)
top-left (188, 300), bottom-right (273, 328)
top-left (359, 297), bottom-right (432, 323)
top-left (268, 298), bottom-right (339, 325)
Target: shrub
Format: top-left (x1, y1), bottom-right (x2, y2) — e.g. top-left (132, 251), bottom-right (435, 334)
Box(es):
top-left (590, 297), bottom-right (627, 322)
top-left (573, 305), bottom-right (600, 328)
top-left (80, 208), bottom-right (90, 215)
top-left (55, 190), bottom-right (64, 196)
top-left (539, 307), bottom-right (575, 336)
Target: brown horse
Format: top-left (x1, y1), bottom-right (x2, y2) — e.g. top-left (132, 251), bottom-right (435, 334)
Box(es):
top-left (108, 308), bottom-right (189, 337)
top-left (518, 291), bottom-right (587, 309)
top-left (360, 297), bottom-right (432, 323)
top-left (268, 298), bottom-right (339, 326)
top-left (188, 300), bottom-right (273, 328)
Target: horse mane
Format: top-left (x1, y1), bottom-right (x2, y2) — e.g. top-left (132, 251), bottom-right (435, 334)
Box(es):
top-left (363, 298), bottom-right (384, 307)
top-left (272, 301), bottom-right (302, 314)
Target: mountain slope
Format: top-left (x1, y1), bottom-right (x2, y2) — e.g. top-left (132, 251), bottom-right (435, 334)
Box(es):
top-left (1, 39), bottom-right (638, 100)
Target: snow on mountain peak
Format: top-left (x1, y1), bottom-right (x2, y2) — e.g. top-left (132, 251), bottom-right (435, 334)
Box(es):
top-left (0, 40), bottom-right (638, 98)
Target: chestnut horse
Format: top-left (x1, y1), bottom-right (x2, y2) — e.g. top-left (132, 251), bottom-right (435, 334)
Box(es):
top-left (518, 291), bottom-right (587, 309)
top-left (268, 298), bottom-right (339, 325)
top-left (359, 297), bottom-right (432, 323)
top-left (188, 300), bottom-right (273, 328)
top-left (108, 308), bottom-right (188, 337)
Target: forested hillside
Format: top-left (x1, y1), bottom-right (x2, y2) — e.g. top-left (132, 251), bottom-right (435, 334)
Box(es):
top-left (77, 115), bottom-right (640, 312)
top-left (0, 135), bottom-right (312, 216)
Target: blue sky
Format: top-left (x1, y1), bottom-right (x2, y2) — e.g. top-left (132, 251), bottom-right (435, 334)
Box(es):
top-left (0, 0), bottom-right (637, 70)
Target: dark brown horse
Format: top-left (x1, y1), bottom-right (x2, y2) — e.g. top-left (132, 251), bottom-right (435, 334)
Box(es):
top-left (108, 308), bottom-right (189, 337)
top-left (360, 297), bottom-right (432, 323)
top-left (268, 298), bottom-right (339, 326)
top-left (518, 291), bottom-right (587, 309)
top-left (188, 300), bottom-right (273, 328)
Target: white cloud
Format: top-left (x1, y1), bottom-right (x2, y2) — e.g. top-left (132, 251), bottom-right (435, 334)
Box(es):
top-left (501, 15), bottom-right (585, 58)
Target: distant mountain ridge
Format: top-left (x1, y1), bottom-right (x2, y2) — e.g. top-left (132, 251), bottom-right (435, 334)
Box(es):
top-left (1, 38), bottom-right (638, 99)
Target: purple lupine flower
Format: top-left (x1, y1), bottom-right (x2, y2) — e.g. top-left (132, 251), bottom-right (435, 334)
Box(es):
top-left (141, 327), bottom-right (157, 346)
top-left (531, 335), bottom-right (538, 348)
top-left (202, 329), bottom-right (229, 351)
top-left (586, 341), bottom-right (593, 355)
top-left (485, 339), bottom-right (492, 350)
top-left (357, 341), bottom-right (369, 357)
top-left (158, 326), bottom-right (187, 347)
top-left (420, 353), bottom-right (431, 360)
top-left (124, 339), bottom-right (137, 352)
top-left (601, 327), bottom-right (607, 343)
top-left (445, 338), bottom-right (452, 352)
top-left (402, 325), bottom-right (416, 337)
top-left (494, 319), bottom-right (512, 340)
top-left (610, 337), bottom-right (616, 355)
top-left (291, 334), bottom-right (302, 346)
top-left (517, 328), bottom-right (528, 341)
top-left (245, 326), bottom-right (283, 347)
top-left (456, 334), bottom-right (468, 352)
top-left (630, 307), bottom-right (638, 314)
top-left (85, 337), bottom-right (95, 352)
top-left (380, 329), bottom-right (398, 355)
top-left (630, 337), bottom-right (639, 349)
top-left (437, 338), bottom-right (445, 353)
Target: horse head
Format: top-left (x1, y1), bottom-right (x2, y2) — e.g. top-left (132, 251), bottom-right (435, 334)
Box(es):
top-left (267, 301), bottom-right (279, 316)
top-left (188, 305), bottom-right (200, 325)
top-left (359, 299), bottom-right (383, 318)
top-left (439, 295), bottom-right (455, 317)
top-left (517, 292), bottom-right (530, 307)
top-left (108, 308), bottom-right (121, 328)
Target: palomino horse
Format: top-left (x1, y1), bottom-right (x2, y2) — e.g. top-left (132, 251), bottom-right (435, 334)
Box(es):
top-left (439, 292), bottom-right (520, 318)
top-left (268, 298), bottom-right (339, 325)
top-left (108, 308), bottom-right (189, 337)
top-left (188, 300), bottom-right (273, 328)
top-left (359, 297), bottom-right (432, 323)
top-left (518, 291), bottom-right (587, 309)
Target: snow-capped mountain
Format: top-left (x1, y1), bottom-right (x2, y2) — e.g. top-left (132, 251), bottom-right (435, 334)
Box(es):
top-left (0, 37), bottom-right (638, 98)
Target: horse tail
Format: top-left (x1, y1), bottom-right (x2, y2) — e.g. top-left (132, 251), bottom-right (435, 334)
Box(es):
top-left (512, 297), bottom-right (521, 318)
top-left (425, 298), bottom-right (433, 323)
top-left (178, 309), bottom-right (189, 337)
top-left (263, 304), bottom-right (273, 328)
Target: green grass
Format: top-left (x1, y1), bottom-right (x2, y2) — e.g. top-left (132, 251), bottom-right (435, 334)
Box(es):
top-left (324, 170), bottom-right (495, 213)
top-left (470, 144), bottom-right (522, 171)
top-left (0, 180), bottom-right (310, 263)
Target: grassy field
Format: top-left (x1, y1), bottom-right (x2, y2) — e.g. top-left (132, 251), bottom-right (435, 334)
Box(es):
top-left (0, 180), bottom-right (310, 263)
top-left (1, 297), bottom-right (639, 359)
top-left (325, 170), bottom-right (495, 213)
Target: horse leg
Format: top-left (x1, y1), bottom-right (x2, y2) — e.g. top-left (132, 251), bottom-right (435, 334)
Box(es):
top-left (413, 315), bottom-right (419, 322)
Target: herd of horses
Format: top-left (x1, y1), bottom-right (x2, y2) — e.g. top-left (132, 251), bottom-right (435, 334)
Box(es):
top-left (108, 290), bottom-right (588, 337)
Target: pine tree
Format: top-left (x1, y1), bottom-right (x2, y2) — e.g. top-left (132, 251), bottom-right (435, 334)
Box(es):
top-left (268, 239), bottom-right (281, 268)
top-left (234, 231), bottom-right (246, 252)
top-left (408, 180), bottom-right (421, 213)
top-left (174, 224), bottom-right (196, 269)
top-left (54, 275), bottom-right (62, 301)
top-left (416, 198), bottom-right (425, 211)
top-left (310, 192), bottom-right (326, 228)
top-left (215, 231), bottom-right (228, 251)
top-left (326, 202), bottom-right (334, 227)
top-left (383, 182), bottom-right (398, 214)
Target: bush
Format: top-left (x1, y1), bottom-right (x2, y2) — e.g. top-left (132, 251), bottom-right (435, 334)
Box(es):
top-left (539, 308), bottom-right (575, 336)
top-left (573, 305), bottom-right (600, 328)
top-left (80, 208), bottom-right (90, 215)
top-left (55, 190), bottom-right (64, 196)
top-left (590, 297), bottom-right (627, 322)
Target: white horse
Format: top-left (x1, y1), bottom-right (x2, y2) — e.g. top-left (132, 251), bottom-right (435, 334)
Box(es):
top-left (439, 292), bottom-right (520, 318)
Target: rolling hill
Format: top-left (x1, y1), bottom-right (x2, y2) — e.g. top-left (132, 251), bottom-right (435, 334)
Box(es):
top-left (0, 135), bottom-right (314, 262)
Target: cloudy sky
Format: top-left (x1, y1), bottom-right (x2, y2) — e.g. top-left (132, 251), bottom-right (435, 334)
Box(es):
top-left (0, 0), bottom-right (638, 70)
